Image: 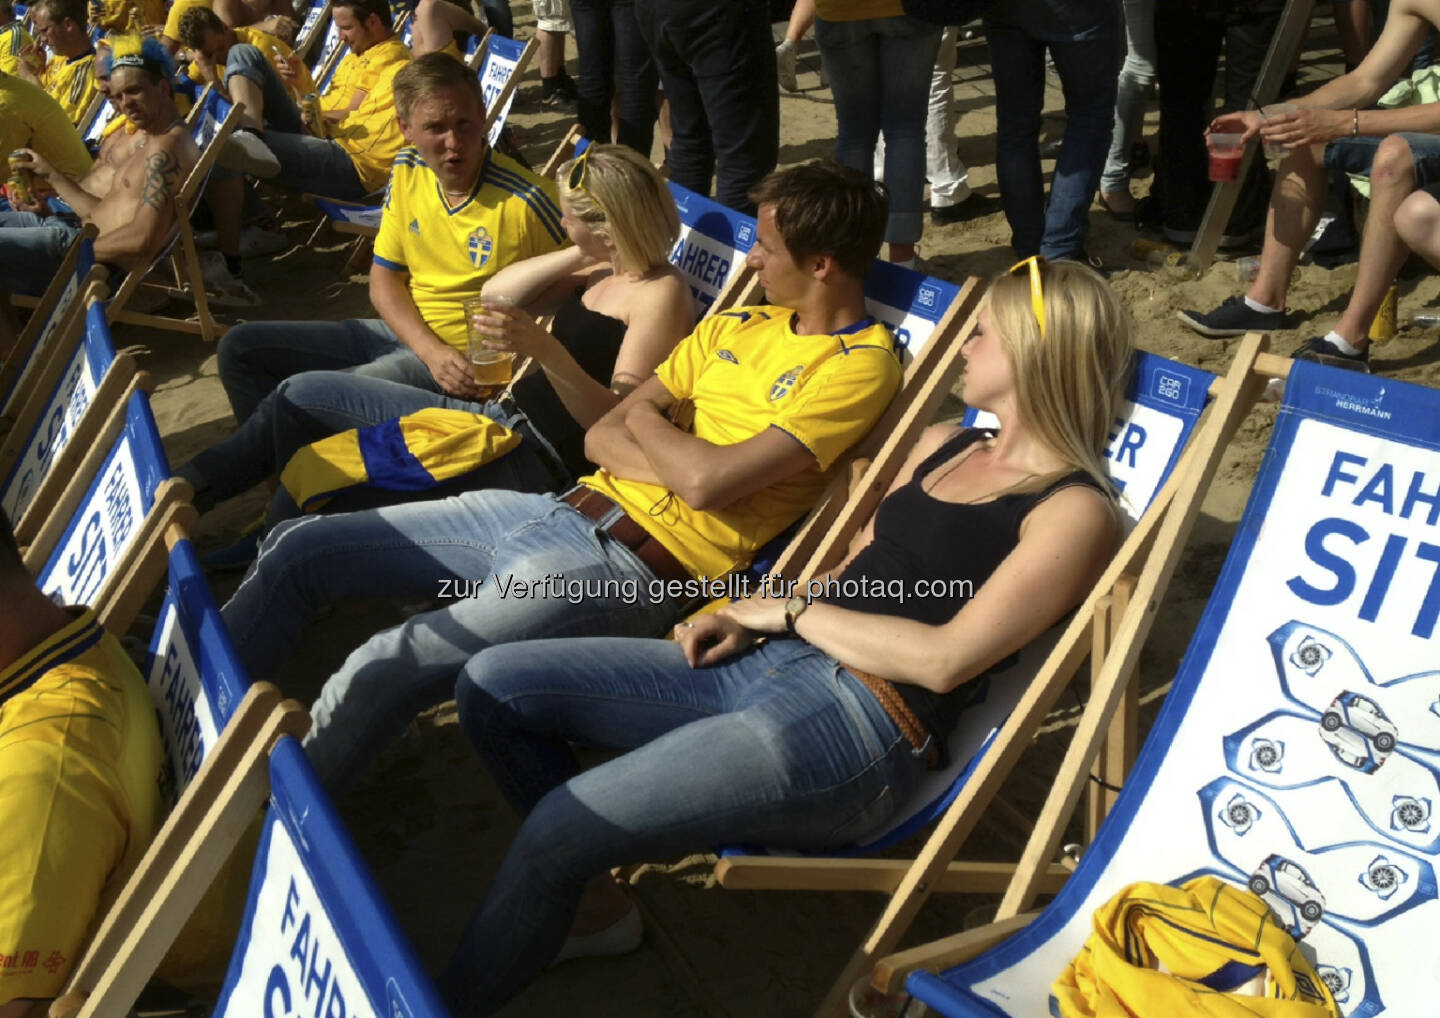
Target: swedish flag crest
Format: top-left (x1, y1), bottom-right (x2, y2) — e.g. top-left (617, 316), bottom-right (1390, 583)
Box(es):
top-left (769, 365), bottom-right (803, 402)
top-left (467, 226), bottom-right (494, 268)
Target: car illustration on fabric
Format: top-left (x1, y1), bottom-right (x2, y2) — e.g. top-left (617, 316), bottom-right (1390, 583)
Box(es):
top-left (1320, 692), bottom-right (1398, 774)
top-left (1248, 854), bottom-right (1326, 939)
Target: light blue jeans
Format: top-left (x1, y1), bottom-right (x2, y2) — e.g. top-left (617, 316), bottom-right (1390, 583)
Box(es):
top-left (1100, 0), bottom-right (1157, 194)
top-left (0, 211), bottom-right (83, 296)
top-left (815, 14), bottom-right (943, 245)
top-left (220, 490), bottom-right (684, 786)
top-left (225, 43), bottom-right (305, 134)
top-left (442, 635), bottom-right (925, 1015)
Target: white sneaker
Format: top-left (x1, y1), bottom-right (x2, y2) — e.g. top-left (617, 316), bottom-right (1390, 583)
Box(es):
top-left (217, 130), bottom-right (280, 179)
top-left (549, 906), bottom-right (642, 968)
top-left (776, 38), bottom-right (798, 93)
top-left (240, 224), bottom-right (288, 257)
top-left (198, 251), bottom-right (262, 308)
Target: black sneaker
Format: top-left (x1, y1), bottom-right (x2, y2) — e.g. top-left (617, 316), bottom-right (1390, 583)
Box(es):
top-left (1294, 335), bottom-right (1371, 373)
top-left (1176, 296), bottom-right (1284, 339)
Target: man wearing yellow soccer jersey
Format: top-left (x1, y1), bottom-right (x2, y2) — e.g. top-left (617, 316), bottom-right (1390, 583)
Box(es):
top-left (230, 0), bottom-right (410, 199)
top-left (15, 0), bottom-right (97, 124)
top-left (0, 2), bottom-right (37, 77)
top-left (0, 70), bottom-right (92, 190)
top-left (177, 6), bottom-right (314, 133)
top-left (0, 513), bottom-right (166, 1018)
top-left (218, 158), bottom-right (902, 788)
top-left (175, 53), bottom-right (566, 515)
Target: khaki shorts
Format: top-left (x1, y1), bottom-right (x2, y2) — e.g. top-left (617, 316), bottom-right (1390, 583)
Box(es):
top-left (533, 0), bottom-right (573, 33)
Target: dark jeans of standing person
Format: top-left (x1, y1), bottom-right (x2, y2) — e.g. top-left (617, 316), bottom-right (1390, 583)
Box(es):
top-left (483, 0), bottom-right (513, 35)
top-left (633, 0), bottom-right (779, 214)
top-left (1154, 0), bottom-right (1283, 237)
top-left (985, 0), bottom-right (1119, 259)
top-left (571, 0), bottom-right (658, 155)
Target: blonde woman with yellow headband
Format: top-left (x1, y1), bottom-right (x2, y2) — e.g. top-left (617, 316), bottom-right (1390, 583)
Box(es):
top-left (442, 257), bottom-right (1135, 1015)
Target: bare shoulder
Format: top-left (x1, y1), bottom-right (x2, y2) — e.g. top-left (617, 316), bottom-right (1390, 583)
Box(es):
top-left (913, 422), bottom-right (963, 461)
top-left (159, 122), bottom-right (200, 173)
top-left (1024, 480), bottom-right (1119, 543)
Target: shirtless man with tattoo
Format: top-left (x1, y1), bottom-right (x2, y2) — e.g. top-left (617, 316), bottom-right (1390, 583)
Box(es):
top-left (0, 37), bottom-right (196, 338)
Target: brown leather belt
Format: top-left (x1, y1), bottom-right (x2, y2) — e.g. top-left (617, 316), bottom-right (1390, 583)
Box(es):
top-left (562, 486), bottom-right (692, 587)
top-left (845, 666), bottom-right (941, 769)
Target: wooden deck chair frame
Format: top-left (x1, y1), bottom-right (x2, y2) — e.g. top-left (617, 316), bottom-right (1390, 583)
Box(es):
top-left (1, 271), bottom-right (106, 436)
top-left (104, 97), bottom-right (243, 344)
top-left (292, 0), bottom-right (333, 61)
top-left (48, 682), bottom-right (311, 1018)
top-left (1, 224), bottom-right (101, 409)
top-left (808, 336), bottom-right (1295, 1018)
top-left (1, 284), bottom-right (136, 543)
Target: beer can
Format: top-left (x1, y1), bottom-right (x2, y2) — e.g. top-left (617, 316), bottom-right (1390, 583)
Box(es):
top-left (1368, 282), bottom-right (1398, 342)
top-left (302, 93), bottom-right (327, 139)
top-left (7, 151), bottom-right (32, 207)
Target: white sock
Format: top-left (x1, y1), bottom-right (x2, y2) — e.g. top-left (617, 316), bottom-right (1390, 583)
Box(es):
top-left (1324, 330), bottom-right (1364, 355)
top-left (1244, 296), bottom-right (1281, 314)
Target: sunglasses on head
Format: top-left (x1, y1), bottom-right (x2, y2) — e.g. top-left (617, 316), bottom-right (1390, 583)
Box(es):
top-left (1007, 254), bottom-right (1047, 341)
top-left (566, 147), bottom-right (606, 219)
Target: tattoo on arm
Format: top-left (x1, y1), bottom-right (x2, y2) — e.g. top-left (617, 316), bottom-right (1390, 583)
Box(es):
top-left (140, 150), bottom-right (181, 212)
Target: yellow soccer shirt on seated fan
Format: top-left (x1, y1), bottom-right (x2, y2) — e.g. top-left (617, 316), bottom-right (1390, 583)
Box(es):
top-left (581, 306), bottom-right (902, 581)
top-left (0, 609), bottom-right (165, 1005)
top-left (0, 70), bottom-right (93, 179)
top-left (0, 21), bottom-right (36, 77)
top-left (40, 48), bottom-right (98, 125)
top-left (373, 146), bottom-right (567, 350)
top-left (93, 0), bottom-right (165, 34)
top-left (184, 26), bottom-right (317, 98)
top-left (320, 35), bottom-right (410, 193)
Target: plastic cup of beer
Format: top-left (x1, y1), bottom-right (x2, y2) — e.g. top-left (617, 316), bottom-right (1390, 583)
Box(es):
top-left (1258, 103), bottom-right (1297, 160)
top-left (1207, 133), bottom-right (1244, 182)
top-left (463, 294), bottom-right (516, 400)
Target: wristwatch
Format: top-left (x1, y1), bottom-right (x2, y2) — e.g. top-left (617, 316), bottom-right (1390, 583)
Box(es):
top-left (784, 595), bottom-right (809, 635)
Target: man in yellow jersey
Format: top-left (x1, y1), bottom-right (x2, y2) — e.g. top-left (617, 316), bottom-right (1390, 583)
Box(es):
top-left (218, 157), bottom-right (902, 788)
top-left (0, 69), bottom-right (92, 192)
top-left (0, 1), bottom-right (37, 77)
top-left (225, 0), bottom-right (409, 199)
top-left (0, 512), bottom-right (166, 1018)
top-left (175, 52), bottom-right (567, 518)
top-left (177, 6), bottom-right (314, 132)
top-left (14, 0), bottom-right (97, 124)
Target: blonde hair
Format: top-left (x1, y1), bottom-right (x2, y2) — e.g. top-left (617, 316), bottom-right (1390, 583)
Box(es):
top-left (982, 260), bottom-right (1135, 492)
top-left (558, 145), bottom-right (680, 276)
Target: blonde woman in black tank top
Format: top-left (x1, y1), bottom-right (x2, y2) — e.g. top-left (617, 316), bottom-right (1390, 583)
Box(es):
top-left (440, 259), bottom-right (1136, 1016)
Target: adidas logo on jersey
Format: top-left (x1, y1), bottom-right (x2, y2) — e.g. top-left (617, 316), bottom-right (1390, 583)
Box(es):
top-left (409, 219), bottom-right (420, 234)
top-left (717, 349), bottom-right (738, 364)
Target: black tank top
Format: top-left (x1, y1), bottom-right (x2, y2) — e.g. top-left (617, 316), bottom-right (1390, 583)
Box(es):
top-left (510, 293), bottom-right (627, 479)
top-left (820, 428), bottom-right (1107, 743)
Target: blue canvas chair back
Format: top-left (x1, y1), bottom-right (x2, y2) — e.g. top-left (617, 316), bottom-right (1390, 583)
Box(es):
top-left (1, 294), bottom-right (115, 522)
top-left (312, 21), bottom-right (345, 89)
top-left (0, 236), bottom-right (95, 411)
top-left (214, 736), bottom-right (454, 1018)
top-left (862, 260), bottom-right (963, 366)
top-left (191, 86), bottom-right (234, 150)
top-left (722, 352), bottom-right (1215, 863)
top-left (292, 0), bottom-right (329, 58)
top-left (665, 178), bottom-right (756, 312)
top-left (35, 360), bottom-right (171, 604)
top-left (909, 362), bottom-right (1440, 1017)
top-left (81, 97), bottom-right (120, 147)
top-left (145, 537), bottom-right (252, 793)
top-left (478, 33), bottom-right (526, 149)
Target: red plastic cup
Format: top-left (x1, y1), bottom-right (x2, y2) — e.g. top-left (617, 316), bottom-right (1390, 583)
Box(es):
top-left (1208, 133), bottom-right (1243, 182)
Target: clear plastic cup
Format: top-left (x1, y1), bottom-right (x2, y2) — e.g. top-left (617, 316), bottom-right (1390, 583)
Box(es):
top-left (463, 295), bottom-right (516, 399)
top-left (1208, 133), bottom-right (1244, 182)
top-left (1259, 103), bottom-right (1297, 160)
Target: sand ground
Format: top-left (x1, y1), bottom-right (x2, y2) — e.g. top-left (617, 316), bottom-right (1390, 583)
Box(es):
top-left (115, 8), bottom-right (1440, 1015)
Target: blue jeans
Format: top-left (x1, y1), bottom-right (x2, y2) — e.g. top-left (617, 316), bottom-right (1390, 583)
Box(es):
top-left (570, 0), bottom-right (657, 156)
top-left (442, 635), bottom-right (924, 1015)
top-left (178, 370), bottom-right (568, 522)
top-left (633, 0), bottom-right (778, 214)
top-left (816, 15), bottom-right (942, 246)
top-left (1324, 131), bottom-right (1440, 188)
top-left (0, 212), bottom-right (82, 295)
top-left (986, 8), bottom-right (1119, 258)
top-left (264, 131), bottom-right (368, 199)
top-left (226, 43), bottom-right (304, 134)
top-left (216, 317), bottom-right (433, 423)
top-left (1100, 0), bottom-right (1156, 193)
top-left (220, 490), bottom-right (684, 786)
